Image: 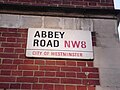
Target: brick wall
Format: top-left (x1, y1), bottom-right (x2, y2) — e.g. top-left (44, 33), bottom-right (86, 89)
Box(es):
top-left (0, 0), bottom-right (114, 9)
top-left (0, 27), bottom-right (99, 90)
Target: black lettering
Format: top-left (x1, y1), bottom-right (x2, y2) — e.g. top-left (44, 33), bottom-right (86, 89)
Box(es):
top-left (42, 31), bottom-right (47, 38)
top-left (33, 39), bottom-right (39, 46)
top-left (40, 39), bottom-right (46, 47)
top-left (60, 32), bottom-right (65, 38)
top-left (54, 40), bottom-right (59, 47)
top-left (47, 40), bottom-right (52, 47)
top-left (48, 31), bottom-right (53, 38)
top-left (34, 31), bottom-right (40, 37)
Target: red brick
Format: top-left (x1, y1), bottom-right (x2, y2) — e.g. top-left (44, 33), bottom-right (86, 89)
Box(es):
top-left (8, 28), bottom-right (18, 32)
top-left (17, 77), bottom-right (38, 83)
top-left (82, 68), bottom-right (99, 72)
top-left (66, 61), bottom-right (76, 66)
top-left (12, 71), bottom-right (22, 76)
top-left (43, 84), bottom-right (53, 90)
top-left (34, 71), bottom-right (44, 76)
top-left (18, 28), bottom-right (28, 33)
top-left (88, 73), bottom-right (99, 78)
top-left (0, 48), bottom-right (3, 52)
top-left (1, 70), bottom-right (11, 76)
top-left (77, 73), bottom-right (86, 78)
top-left (24, 59), bottom-right (34, 64)
top-left (2, 33), bottom-right (21, 37)
top-left (0, 77), bottom-right (15, 82)
top-left (13, 59), bottom-right (24, 64)
top-left (61, 78), bottom-right (81, 84)
top-left (77, 61), bottom-right (86, 66)
top-left (61, 67), bottom-right (80, 72)
top-left (0, 37), bottom-right (6, 42)
top-left (2, 59), bottom-right (13, 64)
top-left (66, 85), bottom-right (76, 90)
top-left (32, 84), bottom-right (43, 89)
top-left (21, 84), bottom-right (32, 89)
top-left (19, 54), bottom-right (26, 58)
top-left (0, 83), bottom-right (9, 89)
top-left (7, 38), bottom-right (16, 42)
top-left (55, 85), bottom-right (65, 90)
top-left (88, 86), bottom-right (95, 90)
top-left (77, 86), bottom-right (87, 90)
top-left (45, 71), bottom-right (56, 77)
top-left (23, 71), bottom-right (33, 76)
top-left (83, 79), bottom-right (100, 85)
top-left (35, 60), bottom-right (45, 65)
top-left (56, 72), bottom-right (65, 77)
top-left (4, 48), bottom-right (14, 53)
top-left (56, 60), bottom-right (65, 65)
top-left (87, 61), bottom-right (94, 67)
top-left (0, 28), bottom-right (8, 32)
top-left (17, 38), bottom-right (26, 43)
top-left (1, 43), bottom-right (21, 47)
top-left (66, 72), bottom-right (76, 77)
top-left (40, 66), bottom-right (60, 71)
top-left (0, 53), bottom-right (18, 58)
top-left (0, 65), bottom-right (17, 70)
top-left (18, 65), bottom-right (38, 70)
top-left (10, 84), bottom-right (21, 89)
top-left (22, 43), bottom-right (26, 48)
top-left (46, 60), bottom-right (56, 65)
top-left (39, 78), bottom-right (60, 83)
top-left (15, 49), bottom-right (24, 53)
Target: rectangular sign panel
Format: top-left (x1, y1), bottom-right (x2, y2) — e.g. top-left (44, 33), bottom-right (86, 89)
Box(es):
top-left (26, 28), bottom-right (93, 59)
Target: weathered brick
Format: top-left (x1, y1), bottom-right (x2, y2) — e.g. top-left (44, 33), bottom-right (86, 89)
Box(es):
top-left (45, 71), bottom-right (56, 77)
top-left (12, 71), bottom-right (22, 76)
top-left (61, 67), bottom-right (80, 72)
top-left (4, 48), bottom-right (14, 53)
top-left (82, 68), bottom-right (99, 72)
top-left (39, 78), bottom-right (60, 83)
top-left (34, 71), bottom-right (44, 76)
top-left (7, 38), bottom-right (16, 42)
top-left (24, 59), bottom-right (34, 64)
top-left (32, 84), bottom-right (43, 89)
top-left (56, 60), bottom-right (66, 65)
top-left (77, 86), bottom-right (87, 90)
top-left (23, 71), bottom-right (33, 76)
top-left (88, 86), bottom-right (95, 90)
top-left (1, 43), bottom-right (21, 47)
top-left (40, 66), bottom-right (60, 71)
top-left (10, 84), bottom-right (21, 89)
top-left (43, 84), bottom-right (53, 90)
top-left (88, 73), bottom-right (99, 78)
top-left (0, 65), bottom-right (17, 70)
top-left (66, 61), bottom-right (76, 66)
top-left (18, 65), bottom-right (38, 70)
top-left (46, 60), bottom-right (56, 65)
top-left (77, 73), bottom-right (86, 78)
top-left (21, 84), bottom-right (32, 89)
top-left (83, 79), bottom-right (100, 85)
top-left (56, 72), bottom-right (65, 77)
top-left (0, 77), bottom-right (15, 82)
top-left (66, 72), bottom-right (76, 77)
top-left (61, 78), bottom-right (81, 84)
top-left (17, 77), bottom-right (38, 83)
top-left (15, 49), bottom-right (24, 53)
top-left (55, 85), bottom-right (65, 90)
top-left (2, 59), bottom-right (13, 64)
top-left (1, 70), bottom-right (11, 76)
top-left (0, 83), bottom-right (9, 89)
top-left (66, 85), bottom-right (76, 90)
